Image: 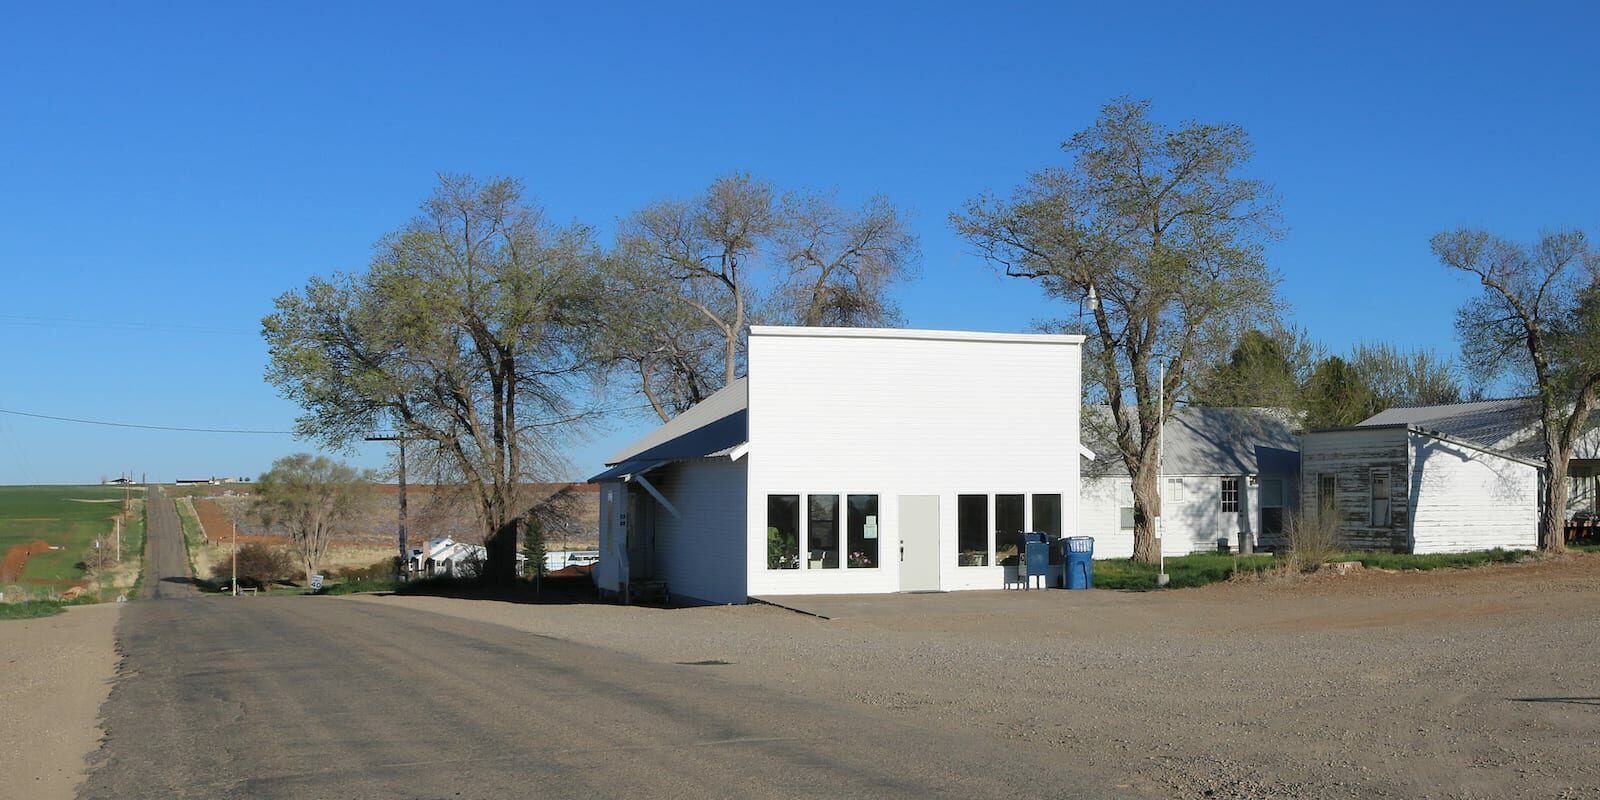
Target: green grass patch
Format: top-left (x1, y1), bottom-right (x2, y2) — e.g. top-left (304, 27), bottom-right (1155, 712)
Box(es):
top-left (1093, 552), bottom-right (1278, 590)
top-left (1343, 548), bottom-right (1531, 570)
top-left (172, 497), bottom-right (205, 576)
top-left (0, 600), bottom-right (67, 620)
top-left (318, 578), bottom-right (401, 595)
top-left (1092, 547), bottom-right (1541, 591)
top-left (0, 485), bottom-right (134, 583)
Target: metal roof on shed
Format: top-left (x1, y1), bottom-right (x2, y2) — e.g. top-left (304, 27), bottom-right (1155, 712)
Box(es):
top-left (1358, 397), bottom-right (1537, 449)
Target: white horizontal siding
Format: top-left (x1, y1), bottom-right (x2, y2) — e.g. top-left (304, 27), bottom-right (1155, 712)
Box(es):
top-left (1079, 473), bottom-right (1294, 557)
top-left (1078, 475), bottom-right (1134, 559)
top-left (1408, 432), bottom-right (1538, 554)
top-left (648, 459), bottom-right (749, 604)
top-left (746, 330), bottom-right (1081, 596)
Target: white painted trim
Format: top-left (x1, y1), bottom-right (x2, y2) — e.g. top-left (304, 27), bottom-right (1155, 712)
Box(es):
top-left (1078, 444), bottom-right (1096, 461)
top-left (749, 325), bottom-right (1086, 346)
top-left (727, 442), bottom-right (750, 461)
top-left (631, 473), bottom-right (681, 519)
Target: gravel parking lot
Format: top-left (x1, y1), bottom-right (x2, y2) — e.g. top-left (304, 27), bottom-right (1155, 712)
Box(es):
top-left (355, 554), bottom-right (1600, 799)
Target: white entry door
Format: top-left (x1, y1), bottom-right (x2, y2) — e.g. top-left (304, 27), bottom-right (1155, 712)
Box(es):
top-left (898, 495), bottom-right (940, 592)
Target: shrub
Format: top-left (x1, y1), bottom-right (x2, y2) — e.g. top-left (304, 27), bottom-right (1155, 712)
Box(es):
top-left (212, 543), bottom-right (296, 588)
top-left (1285, 508), bottom-right (1344, 571)
top-left (331, 558), bottom-right (399, 583)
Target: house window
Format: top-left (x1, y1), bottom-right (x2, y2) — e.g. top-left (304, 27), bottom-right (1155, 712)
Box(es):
top-left (1221, 477), bottom-right (1240, 513)
top-left (1032, 494), bottom-right (1062, 538)
top-left (957, 494), bottom-right (989, 566)
top-left (1260, 478), bottom-right (1285, 536)
top-left (1166, 478), bottom-right (1186, 504)
top-left (766, 495), bottom-right (799, 570)
top-left (1370, 469), bottom-right (1391, 527)
top-left (994, 494), bottom-right (1025, 565)
top-left (1318, 474), bottom-right (1336, 515)
top-left (1117, 482), bottom-right (1135, 530)
top-left (846, 494), bottom-right (879, 569)
top-left (807, 494), bottom-right (840, 569)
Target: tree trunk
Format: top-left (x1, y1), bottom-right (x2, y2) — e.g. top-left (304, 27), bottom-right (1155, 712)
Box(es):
top-left (1130, 466), bottom-right (1161, 564)
top-left (484, 517), bottom-right (521, 583)
top-left (1543, 443), bottom-right (1571, 553)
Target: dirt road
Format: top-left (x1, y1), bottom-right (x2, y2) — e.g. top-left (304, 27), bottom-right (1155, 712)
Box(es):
top-left (79, 549), bottom-right (1600, 798)
top-left (139, 486), bottom-right (194, 598)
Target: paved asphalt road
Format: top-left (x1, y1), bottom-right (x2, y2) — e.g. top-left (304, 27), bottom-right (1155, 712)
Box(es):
top-left (82, 512), bottom-right (1117, 799)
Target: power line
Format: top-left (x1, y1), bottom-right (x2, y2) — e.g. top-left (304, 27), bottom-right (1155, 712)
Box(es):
top-left (0, 399), bottom-right (667, 437)
top-left (0, 314), bottom-right (255, 336)
top-left (0, 408), bottom-right (293, 435)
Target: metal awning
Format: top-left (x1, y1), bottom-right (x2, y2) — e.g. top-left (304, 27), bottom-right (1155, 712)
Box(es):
top-left (587, 459), bottom-right (668, 483)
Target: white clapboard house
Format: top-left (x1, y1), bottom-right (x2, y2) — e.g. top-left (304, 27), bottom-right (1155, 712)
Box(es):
top-left (1078, 407), bottom-right (1302, 556)
top-left (1299, 398), bottom-right (1600, 553)
top-left (589, 326), bottom-right (1087, 605)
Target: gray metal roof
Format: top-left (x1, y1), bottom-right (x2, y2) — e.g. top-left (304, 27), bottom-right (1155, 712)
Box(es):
top-left (604, 377), bottom-right (748, 465)
top-left (1358, 397), bottom-right (1537, 449)
top-left (589, 378), bottom-right (748, 482)
top-left (1082, 406), bottom-right (1300, 477)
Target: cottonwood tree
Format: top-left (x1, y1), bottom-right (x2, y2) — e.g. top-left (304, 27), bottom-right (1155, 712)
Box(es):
top-left (603, 175), bottom-right (919, 422)
top-left (263, 175), bottom-right (602, 582)
top-left (773, 191), bottom-right (918, 327)
top-left (1436, 228), bottom-right (1600, 552)
top-left (253, 454), bottom-right (371, 587)
top-left (953, 98), bottom-right (1282, 564)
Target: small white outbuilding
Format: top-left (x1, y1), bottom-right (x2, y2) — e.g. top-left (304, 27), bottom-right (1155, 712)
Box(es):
top-left (589, 326), bottom-right (1087, 605)
top-left (1299, 424), bottom-right (1539, 554)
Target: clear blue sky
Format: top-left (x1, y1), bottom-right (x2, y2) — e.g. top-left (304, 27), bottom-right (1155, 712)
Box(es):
top-left (1, 1), bottom-right (1596, 485)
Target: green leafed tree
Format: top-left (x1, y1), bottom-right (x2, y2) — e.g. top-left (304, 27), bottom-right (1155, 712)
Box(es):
top-left (953, 98), bottom-right (1282, 564)
top-left (1349, 341), bottom-right (1461, 409)
top-left (1435, 227), bottom-right (1600, 552)
top-left (253, 454), bottom-right (371, 587)
top-left (1302, 355), bottom-right (1377, 429)
top-left (1190, 326), bottom-right (1320, 409)
top-left (263, 175), bottom-right (603, 582)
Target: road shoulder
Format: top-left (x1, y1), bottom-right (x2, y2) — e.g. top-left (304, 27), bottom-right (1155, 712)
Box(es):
top-left (0, 603), bottom-right (122, 800)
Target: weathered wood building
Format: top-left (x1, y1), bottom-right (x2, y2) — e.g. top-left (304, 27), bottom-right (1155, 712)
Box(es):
top-left (1300, 423), bottom-right (1540, 553)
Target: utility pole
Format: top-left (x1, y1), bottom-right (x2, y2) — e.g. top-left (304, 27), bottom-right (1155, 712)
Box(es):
top-left (232, 518), bottom-right (238, 597)
top-left (365, 432), bottom-right (409, 581)
top-left (1156, 359), bottom-right (1170, 588)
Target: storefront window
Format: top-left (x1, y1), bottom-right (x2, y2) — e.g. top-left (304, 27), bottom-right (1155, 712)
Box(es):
top-left (995, 494), bottom-right (1024, 565)
top-left (957, 494), bottom-right (989, 566)
top-left (1032, 494), bottom-right (1062, 538)
top-left (808, 494), bottom-right (840, 569)
top-left (766, 495), bottom-right (799, 570)
top-left (846, 494), bottom-right (879, 568)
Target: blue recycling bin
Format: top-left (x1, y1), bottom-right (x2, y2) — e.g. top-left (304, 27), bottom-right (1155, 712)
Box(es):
top-left (1064, 536), bottom-right (1094, 590)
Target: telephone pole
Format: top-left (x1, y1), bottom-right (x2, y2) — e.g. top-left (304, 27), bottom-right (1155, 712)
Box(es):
top-left (365, 432), bottom-right (408, 581)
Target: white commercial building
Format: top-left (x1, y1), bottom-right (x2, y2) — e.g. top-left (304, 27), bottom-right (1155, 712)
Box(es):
top-left (590, 326), bottom-right (1086, 605)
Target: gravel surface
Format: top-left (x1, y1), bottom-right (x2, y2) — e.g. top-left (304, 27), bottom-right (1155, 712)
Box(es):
top-left (0, 603), bottom-right (121, 800)
top-left (353, 554), bottom-right (1600, 799)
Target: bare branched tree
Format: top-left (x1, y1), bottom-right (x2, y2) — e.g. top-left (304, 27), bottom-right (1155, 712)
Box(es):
top-left (953, 98), bottom-right (1282, 564)
top-left (603, 175), bottom-right (919, 422)
top-left (1435, 228), bottom-right (1600, 551)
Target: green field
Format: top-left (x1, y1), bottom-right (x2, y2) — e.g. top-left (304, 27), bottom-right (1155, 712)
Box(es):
top-left (0, 485), bottom-right (138, 585)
